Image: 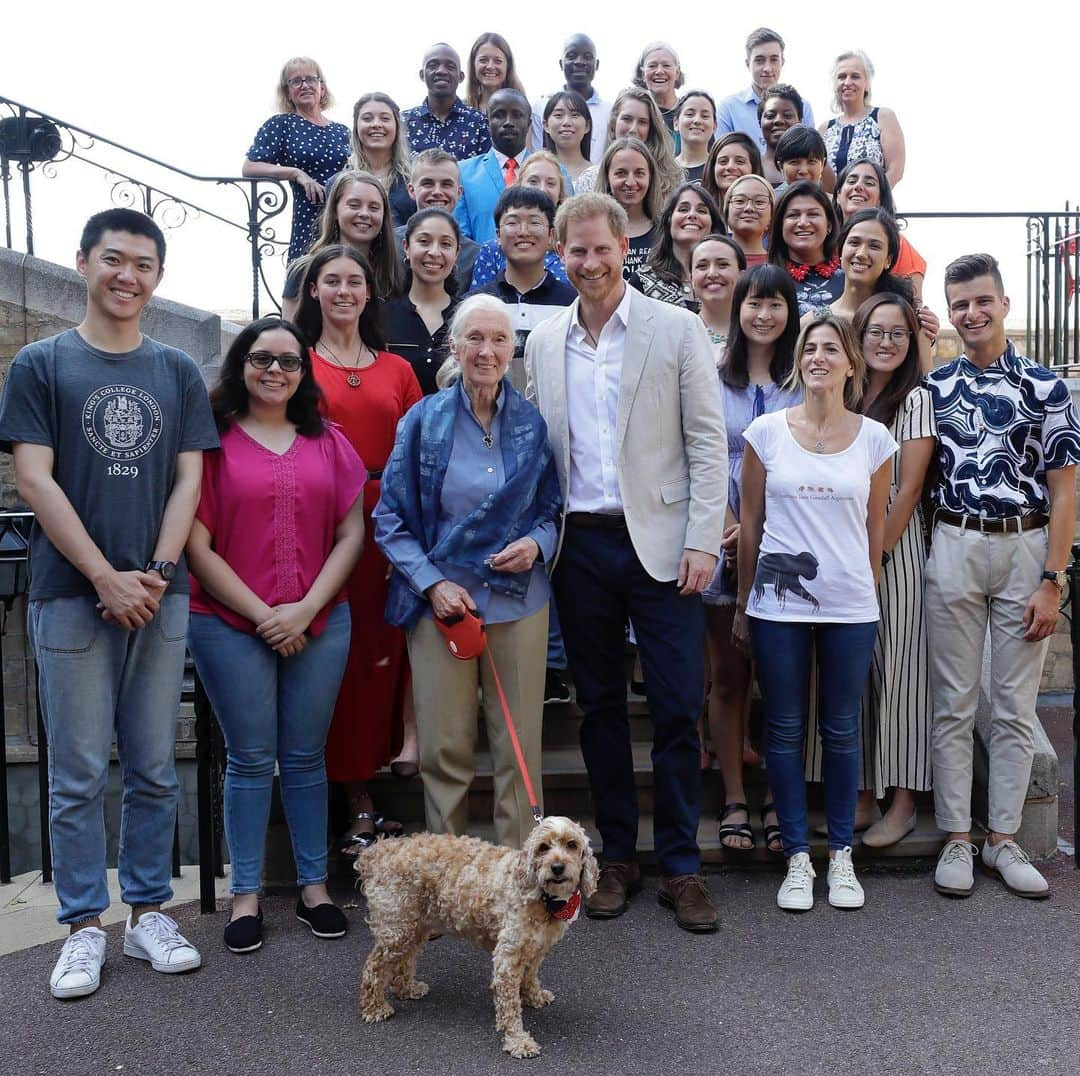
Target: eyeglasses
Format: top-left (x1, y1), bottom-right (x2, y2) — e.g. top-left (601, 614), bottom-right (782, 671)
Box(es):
top-left (864, 327), bottom-right (912, 344)
top-left (287, 75), bottom-right (322, 88)
top-left (499, 217), bottom-right (551, 235)
top-left (246, 351), bottom-right (304, 372)
top-left (729, 196), bottom-right (770, 210)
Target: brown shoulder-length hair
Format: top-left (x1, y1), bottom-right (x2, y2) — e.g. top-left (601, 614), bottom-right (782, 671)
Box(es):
top-left (701, 132), bottom-right (764, 205)
top-left (596, 137), bottom-right (662, 223)
top-left (291, 171), bottom-right (402, 300)
top-left (786, 308), bottom-right (865, 410)
top-left (768, 180), bottom-right (839, 266)
top-left (276, 57), bottom-right (333, 113)
top-left (465, 33), bottom-right (527, 108)
top-left (853, 293), bottom-right (923, 428)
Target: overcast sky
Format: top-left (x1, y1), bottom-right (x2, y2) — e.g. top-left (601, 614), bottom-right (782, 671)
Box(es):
top-left (4, 0), bottom-right (1078, 325)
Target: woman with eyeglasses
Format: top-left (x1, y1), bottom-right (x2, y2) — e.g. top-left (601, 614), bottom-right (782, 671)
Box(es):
top-left (187, 316), bottom-right (366, 953)
top-left (295, 245), bottom-right (423, 858)
top-left (243, 57), bottom-right (350, 262)
top-left (850, 293), bottom-right (936, 847)
top-left (724, 174), bottom-right (774, 268)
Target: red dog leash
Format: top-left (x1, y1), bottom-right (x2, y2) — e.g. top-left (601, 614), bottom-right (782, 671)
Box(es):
top-left (436, 609), bottom-right (543, 825)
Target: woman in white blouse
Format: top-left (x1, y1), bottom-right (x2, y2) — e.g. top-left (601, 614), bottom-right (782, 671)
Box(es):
top-left (734, 309), bottom-right (895, 913)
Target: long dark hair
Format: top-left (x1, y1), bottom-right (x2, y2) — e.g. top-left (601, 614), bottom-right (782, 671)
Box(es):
top-left (701, 131), bottom-right (764, 206)
top-left (832, 159), bottom-right (897, 221)
top-left (720, 264), bottom-right (799, 390)
top-left (401, 207), bottom-right (462, 296)
top-left (854, 292), bottom-right (923, 427)
top-left (209, 316), bottom-right (325, 437)
top-left (294, 245), bottom-right (387, 352)
top-left (647, 182), bottom-right (724, 285)
top-left (767, 180), bottom-right (838, 266)
top-left (542, 90), bottom-right (593, 160)
top-left (837, 207), bottom-right (913, 303)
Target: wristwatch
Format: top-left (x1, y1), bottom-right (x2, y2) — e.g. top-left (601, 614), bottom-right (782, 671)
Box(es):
top-left (1041, 569), bottom-right (1067, 593)
top-left (145, 560), bottom-right (176, 582)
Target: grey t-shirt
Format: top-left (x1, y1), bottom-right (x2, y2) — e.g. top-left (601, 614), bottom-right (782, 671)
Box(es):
top-left (0, 329), bottom-right (219, 600)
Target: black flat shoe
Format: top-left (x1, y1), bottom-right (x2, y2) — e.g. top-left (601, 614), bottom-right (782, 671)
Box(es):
top-left (224, 908), bottom-right (263, 953)
top-left (295, 898), bottom-right (347, 939)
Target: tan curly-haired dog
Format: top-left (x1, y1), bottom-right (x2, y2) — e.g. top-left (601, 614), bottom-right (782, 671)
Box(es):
top-left (355, 816), bottom-right (598, 1059)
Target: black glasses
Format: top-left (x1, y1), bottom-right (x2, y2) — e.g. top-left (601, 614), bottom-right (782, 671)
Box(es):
top-left (245, 351), bottom-right (304, 372)
top-left (864, 327), bottom-right (912, 345)
top-left (287, 75), bottom-right (321, 88)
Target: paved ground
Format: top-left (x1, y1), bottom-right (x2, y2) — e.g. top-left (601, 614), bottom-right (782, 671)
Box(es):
top-left (3, 699), bottom-right (1079, 1076)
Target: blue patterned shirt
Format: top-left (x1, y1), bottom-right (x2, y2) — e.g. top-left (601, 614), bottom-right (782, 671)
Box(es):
top-left (403, 99), bottom-right (491, 160)
top-left (925, 342), bottom-right (1080, 517)
top-left (468, 242), bottom-right (569, 290)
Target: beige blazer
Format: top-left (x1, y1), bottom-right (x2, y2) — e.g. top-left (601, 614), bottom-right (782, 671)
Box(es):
top-left (524, 286), bottom-right (728, 581)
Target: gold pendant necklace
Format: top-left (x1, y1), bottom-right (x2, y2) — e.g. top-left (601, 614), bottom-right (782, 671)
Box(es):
top-left (318, 341), bottom-right (366, 387)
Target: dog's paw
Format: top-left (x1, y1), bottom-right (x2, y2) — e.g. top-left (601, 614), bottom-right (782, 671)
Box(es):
top-left (522, 987), bottom-right (555, 1009)
top-left (361, 1002), bottom-right (395, 1023)
top-left (392, 979), bottom-right (429, 1001)
top-left (503, 1032), bottom-right (541, 1059)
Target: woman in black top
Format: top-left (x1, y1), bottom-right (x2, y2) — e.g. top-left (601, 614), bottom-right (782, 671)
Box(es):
top-left (381, 209), bottom-right (461, 395)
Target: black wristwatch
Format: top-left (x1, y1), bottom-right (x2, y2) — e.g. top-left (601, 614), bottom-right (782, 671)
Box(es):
top-left (145, 560), bottom-right (176, 582)
top-left (1042, 569), bottom-right (1067, 593)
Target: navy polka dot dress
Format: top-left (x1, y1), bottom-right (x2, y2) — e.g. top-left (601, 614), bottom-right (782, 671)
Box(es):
top-left (247, 113), bottom-right (351, 261)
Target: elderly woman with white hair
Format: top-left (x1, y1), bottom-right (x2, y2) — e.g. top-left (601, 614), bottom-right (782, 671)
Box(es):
top-left (373, 294), bottom-right (562, 848)
top-left (819, 49), bottom-right (906, 187)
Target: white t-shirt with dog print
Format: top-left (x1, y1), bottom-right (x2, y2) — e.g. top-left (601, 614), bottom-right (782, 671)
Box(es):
top-left (743, 409), bottom-right (897, 624)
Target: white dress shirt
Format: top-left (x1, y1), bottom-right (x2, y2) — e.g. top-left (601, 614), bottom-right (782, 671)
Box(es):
top-left (564, 284), bottom-right (632, 513)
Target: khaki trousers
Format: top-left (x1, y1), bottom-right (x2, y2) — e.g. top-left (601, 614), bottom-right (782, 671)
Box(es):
top-left (924, 521), bottom-right (1050, 834)
top-left (408, 605), bottom-right (547, 849)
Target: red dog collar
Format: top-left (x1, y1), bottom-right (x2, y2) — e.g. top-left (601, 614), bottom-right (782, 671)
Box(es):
top-left (543, 890), bottom-right (581, 923)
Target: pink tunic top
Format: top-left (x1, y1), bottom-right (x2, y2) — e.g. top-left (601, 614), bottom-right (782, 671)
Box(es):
top-left (189, 422), bottom-right (366, 637)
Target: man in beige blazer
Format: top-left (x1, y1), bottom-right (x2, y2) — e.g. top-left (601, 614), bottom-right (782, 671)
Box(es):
top-left (524, 192), bottom-right (727, 933)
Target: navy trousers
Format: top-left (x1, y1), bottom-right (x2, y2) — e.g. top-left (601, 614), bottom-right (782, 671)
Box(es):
top-left (554, 520), bottom-right (705, 876)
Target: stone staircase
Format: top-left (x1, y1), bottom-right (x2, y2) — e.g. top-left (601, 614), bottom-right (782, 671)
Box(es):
top-left (353, 681), bottom-right (949, 873)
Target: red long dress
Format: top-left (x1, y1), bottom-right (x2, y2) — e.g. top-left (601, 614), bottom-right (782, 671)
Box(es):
top-left (311, 349), bottom-right (423, 782)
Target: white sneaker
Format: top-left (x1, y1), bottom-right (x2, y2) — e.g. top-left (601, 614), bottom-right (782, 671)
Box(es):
top-left (50, 926), bottom-right (107, 999)
top-left (981, 839), bottom-right (1050, 900)
top-left (826, 847), bottom-right (865, 909)
top-left (123, 911), bottom-right (202, 973)
top-left (777, 852), bottom-right (816, 912)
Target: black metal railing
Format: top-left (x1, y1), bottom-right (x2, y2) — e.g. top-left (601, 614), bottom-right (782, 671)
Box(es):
top-left (0, 94), bottom-right (290, 321)
top-left (901, 209), bottom-right (1080, 374)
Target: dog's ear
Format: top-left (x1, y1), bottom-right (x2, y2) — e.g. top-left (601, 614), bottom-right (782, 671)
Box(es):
top-left (580, 836), bottom-right (599, 898)
top-left (517, 825), bottom-right (543, 894)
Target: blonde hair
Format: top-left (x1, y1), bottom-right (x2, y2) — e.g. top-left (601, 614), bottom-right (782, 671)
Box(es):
top-left (276, 57), bottom-right (332, 113)
top-left (786, 309), bottom-right (866, 409)
top-left (606, 87), bottom-right (682, 202)
top-left (347, 93), bottom-right (411, 190)
top-left (554, 192), bottom-right (629, 246)
top-left (290, 171), bottom-right (401, 299)
top-left (516, 151), bottom-right (569, 206)
top-left (830, 50), bottom-right (875, 112)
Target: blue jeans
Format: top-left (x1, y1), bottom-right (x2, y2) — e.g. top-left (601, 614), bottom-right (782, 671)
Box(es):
top-left (188, 604), bottom-right (350, 893)
top-left (749, 618), bottom-right (879, 856)
top-left (554, 522), bottom-right (705, 875)
top-left (28, 594), bottom-right (189, 925)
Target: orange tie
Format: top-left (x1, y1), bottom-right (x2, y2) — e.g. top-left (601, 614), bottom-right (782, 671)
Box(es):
top-left (503, 157), bottom-right (518, 186)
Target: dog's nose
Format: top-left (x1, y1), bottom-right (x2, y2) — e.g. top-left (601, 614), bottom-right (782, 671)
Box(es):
top-left (551, 862), bottom-right (565, 877)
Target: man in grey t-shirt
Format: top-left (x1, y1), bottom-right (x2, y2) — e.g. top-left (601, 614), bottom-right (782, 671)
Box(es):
top-left (0, 208), bottom-right (219, 999)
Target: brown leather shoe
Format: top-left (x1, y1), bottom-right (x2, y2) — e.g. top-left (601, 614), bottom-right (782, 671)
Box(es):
top-left (585, 861), bottom-right (642, 919)
top-left (658, 874), bottom-right (719, 933)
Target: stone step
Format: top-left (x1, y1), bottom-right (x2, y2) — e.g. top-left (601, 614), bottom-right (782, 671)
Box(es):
top-left (321, 811), bottom-right (948, 880)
